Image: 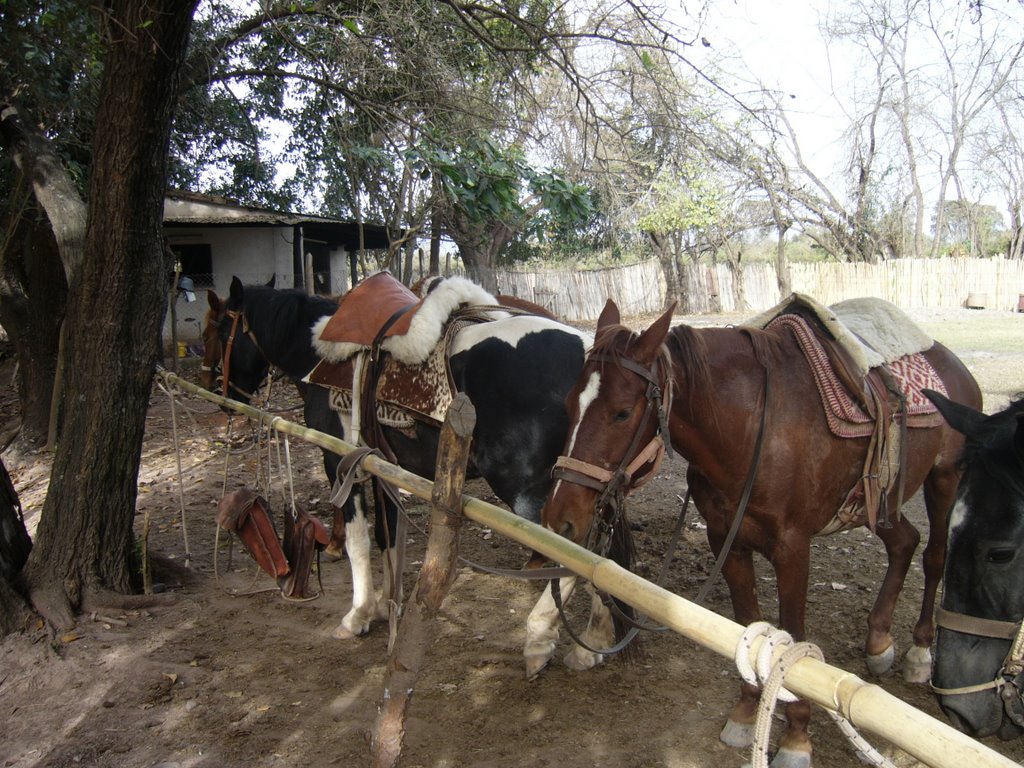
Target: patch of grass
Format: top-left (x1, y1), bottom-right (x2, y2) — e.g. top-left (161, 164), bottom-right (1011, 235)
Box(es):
top-left (917, 311), bottom-right (1024, 354)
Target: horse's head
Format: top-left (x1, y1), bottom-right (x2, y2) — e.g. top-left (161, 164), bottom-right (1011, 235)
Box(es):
top-left (540, 299), bottom-right (675, 550)
top-left (200, 290), bottom-right (225, 391)
top-left (925, 389), bottom-right (1024, 740)
top-left (214, 276), bottom-right (271, 404)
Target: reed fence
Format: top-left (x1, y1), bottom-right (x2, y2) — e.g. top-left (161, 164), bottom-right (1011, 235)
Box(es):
top-left (158, 368), bottom-right (1018, 768)
top-left (415, 256), bottom-right (1024, 320)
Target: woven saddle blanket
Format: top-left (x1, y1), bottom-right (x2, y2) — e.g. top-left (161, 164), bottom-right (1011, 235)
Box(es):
top-left (767, 312), bottom-right (946, 438)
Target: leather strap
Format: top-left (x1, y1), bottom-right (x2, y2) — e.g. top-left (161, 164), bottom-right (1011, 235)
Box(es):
top-left (935, 606), bottom-right (1020, 640)
top-left (694, 358), bottom-right (770, 606)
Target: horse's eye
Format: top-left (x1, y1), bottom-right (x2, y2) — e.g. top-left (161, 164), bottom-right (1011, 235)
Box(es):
top-left (986, 547), bottom-right (1016, 565)
top-left (614, 408), bottom-right (631, 423)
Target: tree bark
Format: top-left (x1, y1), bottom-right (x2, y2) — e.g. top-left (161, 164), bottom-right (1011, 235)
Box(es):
top-left (0, 457), bottom-right (33, 635)
top-left (21, 0), bottom-right (197, 629)
top-left (0, 105), bottom-right (81, 450)
top-left (0, 204), bottom-right (66, 448)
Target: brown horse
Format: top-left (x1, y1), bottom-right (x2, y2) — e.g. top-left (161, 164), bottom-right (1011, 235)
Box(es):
top-left (198, 289), bottom-right (224, 392)
top-left (540, 297), bottom-right (982, 768)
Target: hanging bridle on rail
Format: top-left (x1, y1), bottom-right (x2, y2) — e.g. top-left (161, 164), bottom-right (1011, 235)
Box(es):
top-left (550, 351), bottom-right (674, 557)
top-left (932, 605), bottom-right (1024, 726)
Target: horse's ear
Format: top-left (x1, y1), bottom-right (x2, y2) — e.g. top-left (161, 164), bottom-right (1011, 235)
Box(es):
top-left (265, 274), bottom-right (276, 288)
top-left (633, 302), bottom-right (676, 363)
top-left (229, 276), bottom-right (244, 306)
top-left (923, 389), bottom-right (985, 438)
top-left (207, 290), bottom-right (222, 312)
top-left (597, 299), bottom-right (620, 330)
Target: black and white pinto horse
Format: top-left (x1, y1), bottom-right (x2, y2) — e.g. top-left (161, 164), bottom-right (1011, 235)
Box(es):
top-left (208, 275), bottom-right (615, 673)
top-left (924, 390), bottom-right (1024, 740)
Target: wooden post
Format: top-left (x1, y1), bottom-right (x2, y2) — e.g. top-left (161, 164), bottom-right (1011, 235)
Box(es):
top-left (369, 393), bottom-right (476, 768)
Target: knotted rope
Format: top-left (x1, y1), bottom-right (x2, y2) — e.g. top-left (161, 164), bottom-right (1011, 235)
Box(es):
top-left (734, 622), bottom-right (899, 768)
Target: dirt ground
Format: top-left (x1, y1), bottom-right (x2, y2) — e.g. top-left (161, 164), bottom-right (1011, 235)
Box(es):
top-left (2, 306), bottom-right (1024, 768)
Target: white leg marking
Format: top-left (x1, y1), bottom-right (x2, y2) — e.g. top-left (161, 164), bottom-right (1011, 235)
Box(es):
top-left (524, 577), bottom-right (577, 678)
top-left (564, 586), bottom-right (614, 671)
top-left (334, 497), bottom-right (375, 639)
top-left (866, 643), bottom-right (896, 676)
top-left (903, 644), bottom-right (933, 684)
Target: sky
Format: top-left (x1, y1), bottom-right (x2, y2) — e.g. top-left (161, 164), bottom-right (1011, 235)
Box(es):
top-left (691, 0), bottom-right (851, 177)
top-left (686, 0), bottom-right (1024, 220)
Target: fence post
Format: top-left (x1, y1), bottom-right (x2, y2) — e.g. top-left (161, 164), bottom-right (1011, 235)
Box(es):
top-left (369, 393), bottom-right (476, 768)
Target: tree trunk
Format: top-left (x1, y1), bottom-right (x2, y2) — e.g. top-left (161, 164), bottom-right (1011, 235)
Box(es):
top-left (0, 117), bottom-right (78, 451)
top-left (775, 224), bottom-right (792, 297)
top-left (0, 209), bottom-right (67, 449)
top-left (21, 0), bottom-right (197, 629)
top-left (0, 457), bottom-right (34, 635)
top-left (646, 232), bottom-right (680, 311)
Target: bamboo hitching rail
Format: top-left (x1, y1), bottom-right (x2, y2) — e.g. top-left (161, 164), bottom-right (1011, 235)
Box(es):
top-left (157, 369), bottom-right (1017, 768)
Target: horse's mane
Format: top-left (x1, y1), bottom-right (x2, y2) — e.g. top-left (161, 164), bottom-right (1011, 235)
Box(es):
top-left (235, 285), bottom-right (338, 354)
top-left (962, 394), bottom-right (1024, 494)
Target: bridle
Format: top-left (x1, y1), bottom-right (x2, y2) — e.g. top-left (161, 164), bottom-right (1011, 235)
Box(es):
top-left (932, 604), bottom-right (1024, 727)
top-left (220, 308), bottom-right (265, 402)
top-left (550, 350), bottom-right (673, 556)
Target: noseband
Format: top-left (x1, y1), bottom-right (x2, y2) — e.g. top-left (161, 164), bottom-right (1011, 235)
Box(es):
top-left (551, 350), bottom-right (673, 554)
top-left (932, 605), bottom-right (1024, 726)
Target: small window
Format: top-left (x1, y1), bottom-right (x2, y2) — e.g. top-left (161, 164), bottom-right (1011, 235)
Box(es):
top-left (171, 243), bottom-right (214, 289)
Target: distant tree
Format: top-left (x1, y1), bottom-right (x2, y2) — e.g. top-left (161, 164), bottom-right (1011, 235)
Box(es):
top-left (637, 162), bottom-right (722, 307)
top-left (934, 200), bottom-right (1004, 257)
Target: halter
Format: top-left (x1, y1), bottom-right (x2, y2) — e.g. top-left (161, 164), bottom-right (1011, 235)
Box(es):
top-left (550, 350), bottom-right (673, 555)
top-left (932, 604), bottom-right (1024, 727)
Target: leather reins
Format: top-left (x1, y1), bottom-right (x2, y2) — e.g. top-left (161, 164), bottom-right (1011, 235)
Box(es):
top-left (545, 342), bottom-right (772, 656)
top-left (932, 605), bottom-right (1024, 726)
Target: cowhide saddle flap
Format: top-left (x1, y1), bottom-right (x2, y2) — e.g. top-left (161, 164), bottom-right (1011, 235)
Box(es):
top-left (749, 294), bottom-right (947, 534)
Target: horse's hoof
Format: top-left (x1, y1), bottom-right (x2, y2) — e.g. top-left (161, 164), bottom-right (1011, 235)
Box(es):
top-left (332, 624), bottom-right (359, 640)
top-left (333, 613), bottom-right (370, 639)
top-left (524, 652), bottom-right (553, 680)
top-left (563, 646), bottom-right (602, 672)
top-left (770, 747), bottom-right (812, 768)
top-left (720, 718), bottom-right (755, 748)
top-left (372, 602), bottom-right (391, 623)
top-left (866, 644), bottom-right (895, 676)
top-left (323, 545), bottom-right (344, 561)
top-left (902, 645), bottom-right (932, 684)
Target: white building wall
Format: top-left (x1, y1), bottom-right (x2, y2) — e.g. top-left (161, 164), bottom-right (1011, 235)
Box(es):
top-left (164, 225), bottom-right (298, 346)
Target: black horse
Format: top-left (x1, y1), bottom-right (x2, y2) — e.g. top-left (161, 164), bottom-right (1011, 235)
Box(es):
top-left (206, 275), bottom-right (618, 673)
top-left (925, 390), bottom-right (1024, 740)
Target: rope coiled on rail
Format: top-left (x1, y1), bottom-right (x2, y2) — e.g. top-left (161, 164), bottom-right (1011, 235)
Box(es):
top-left (734, 622), bottom-right (899, 768)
